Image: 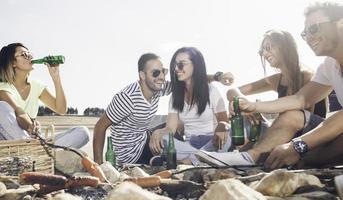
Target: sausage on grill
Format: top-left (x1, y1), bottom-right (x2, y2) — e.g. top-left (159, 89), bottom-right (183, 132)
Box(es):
top-left (19, 172), bottom-right (67, 186)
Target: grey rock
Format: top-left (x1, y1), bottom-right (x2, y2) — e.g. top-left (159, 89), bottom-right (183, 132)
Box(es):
top-left (55, 150), bottom-right (84, 176)
top-left (285, 191), bottom-right (337, 200)
top-left (106, 182), bottom-right (171, 200)
top-left (200, 178), bottom-right (266, 200)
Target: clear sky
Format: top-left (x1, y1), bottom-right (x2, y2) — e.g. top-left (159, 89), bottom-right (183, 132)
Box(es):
top-left (0, 0), bottom-right (325, 115)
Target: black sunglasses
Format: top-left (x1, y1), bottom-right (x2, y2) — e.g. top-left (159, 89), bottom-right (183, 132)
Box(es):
top-left (152, 68), bottom-right (168, 78)
top-left (174, 61), bottom-right (192, 71)
top-left (15, 51), bottom-right (33, 60)
top-left (258, 43), bottom-right (273, 56)
top-left (301, 21), bottom-right (334, 40)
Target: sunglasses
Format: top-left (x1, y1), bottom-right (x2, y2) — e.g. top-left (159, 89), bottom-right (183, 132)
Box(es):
top-left (259, 43), bottom-right (273, 56)
top-left (301, 21), bottom-right (334, 40)
top-left (174, 61), bottom-right (192, 70)
top-left (15, 51), bottom-right (33, 60)
top-left (152, 68), bottom-right (168, 78)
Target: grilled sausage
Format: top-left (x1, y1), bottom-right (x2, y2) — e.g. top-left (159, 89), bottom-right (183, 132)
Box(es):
top-left (19, 172), bottom-right (67, 186)
top-left (65, 176), bottom-right (100, 188)
top-left (124, 176), bottom-right (161, 188)
top-left (81, 156), bottom-right (108, 183)
top-left (37, 184), bottom-right (66, 195)
top-left (152, 170), bottom-right (173, 179)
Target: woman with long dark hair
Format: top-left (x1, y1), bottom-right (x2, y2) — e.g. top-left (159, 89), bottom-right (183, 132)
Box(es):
top-left (149, 47), bottom-right (231, 161)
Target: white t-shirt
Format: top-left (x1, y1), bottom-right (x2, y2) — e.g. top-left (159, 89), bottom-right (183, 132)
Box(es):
top-left (312, 57), bottom-right (343, 107)
top-left (169, 84), bottom-right (226, 138)
top-left (0, 79), bottom-right (46, 118)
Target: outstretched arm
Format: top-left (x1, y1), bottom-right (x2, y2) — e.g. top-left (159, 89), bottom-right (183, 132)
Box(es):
top-left (227, 74), bottom-right (279, 101)
top-left (207, 72), bottom-right (234, 86)
top-left (236, 81), bottom-right (332, 114)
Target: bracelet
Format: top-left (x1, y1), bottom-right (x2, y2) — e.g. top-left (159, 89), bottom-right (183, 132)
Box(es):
top-left (214, 71), bottom-right (223, 81)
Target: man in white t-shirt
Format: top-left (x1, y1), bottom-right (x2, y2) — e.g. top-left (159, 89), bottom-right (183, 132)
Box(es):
top-left (197, 1), bottom-right (343, 169)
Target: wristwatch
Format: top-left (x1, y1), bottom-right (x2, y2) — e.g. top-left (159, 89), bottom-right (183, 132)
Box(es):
top-left (213, 71), bottom-right (223, 81)
top-left (291, 138), bottom-right (308, 157)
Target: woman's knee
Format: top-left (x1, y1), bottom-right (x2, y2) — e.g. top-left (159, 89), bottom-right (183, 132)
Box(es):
top-left (0, 101), bottom-right (14, 114)
top-left (74, 126), bottom-right (90, 141)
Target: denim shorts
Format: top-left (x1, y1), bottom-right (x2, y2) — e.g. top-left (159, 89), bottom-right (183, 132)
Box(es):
top-left (189, 134), bottom-right (213, 149)
top-left (294, 110), bottom-right (325, 138)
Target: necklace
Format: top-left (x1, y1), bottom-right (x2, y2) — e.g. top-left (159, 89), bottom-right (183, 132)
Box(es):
top-left (15, 84), bottom-right (29, 94)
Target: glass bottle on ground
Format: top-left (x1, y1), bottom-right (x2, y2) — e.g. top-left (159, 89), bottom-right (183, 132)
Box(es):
top-left (166, 132), bottom-right (177, 169)
top-left (105, 136), bottom-right (116, 168)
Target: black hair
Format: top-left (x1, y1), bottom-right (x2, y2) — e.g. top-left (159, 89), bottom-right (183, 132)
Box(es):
top-left (0, 43), bottom-right (27, 83)
top-left (137, 53), bottom-right (160, 72)
top-left (169, 47), bottom-right (210, 115)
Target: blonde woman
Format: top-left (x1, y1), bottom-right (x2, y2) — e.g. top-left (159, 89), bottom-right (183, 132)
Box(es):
top-left (0, 43), bottom-right (89, 148)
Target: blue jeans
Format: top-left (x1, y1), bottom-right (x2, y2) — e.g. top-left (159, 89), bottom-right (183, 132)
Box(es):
top-left (163, 131), bottom-right (232, 161)
top-left (294, 110), bottom-right (325, 137)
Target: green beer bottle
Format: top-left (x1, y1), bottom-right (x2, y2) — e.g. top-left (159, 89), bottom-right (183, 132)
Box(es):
top-left (166, 132), bottom-right (177, 169)
top-left (231, 96), bottom-right (245, 146)
top-left (249, 100), bottom-right (261, 142)
top-left (249, 115), bottom-right (261, 142)
top-left (31, 55), bottom-right (65, 65)
top-left (105, 136), bottom-right (116, 168)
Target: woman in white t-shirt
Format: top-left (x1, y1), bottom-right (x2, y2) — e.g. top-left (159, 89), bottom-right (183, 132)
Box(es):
top-left (0, 43), bottom-right (89, 148)
top-left (149, 47), bottom-right (231, 161)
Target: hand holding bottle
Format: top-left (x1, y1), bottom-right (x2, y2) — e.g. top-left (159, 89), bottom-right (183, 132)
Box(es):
top-left (229, 97), bottom-right (256, 116)
top-left (45, 62), bottom-right (61, 80)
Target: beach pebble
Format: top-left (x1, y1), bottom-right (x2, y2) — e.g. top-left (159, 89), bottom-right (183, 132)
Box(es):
top-left (100, 161), bottom-right (120, 183)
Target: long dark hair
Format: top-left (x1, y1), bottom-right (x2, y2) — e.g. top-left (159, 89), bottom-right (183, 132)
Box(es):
top-left (259, 30), bottom-right (302, 95)
top-left (0, 43), bottom-right (27, 84)
top-left (169, 47), bottom-right (210, 115)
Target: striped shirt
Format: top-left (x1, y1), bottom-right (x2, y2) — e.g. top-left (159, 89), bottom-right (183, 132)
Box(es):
top-left (105, 81), bottom-right (171, 165)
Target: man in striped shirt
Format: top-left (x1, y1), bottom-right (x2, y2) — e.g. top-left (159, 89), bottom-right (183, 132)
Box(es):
top-left (93, 53), bottom-right (233, 165)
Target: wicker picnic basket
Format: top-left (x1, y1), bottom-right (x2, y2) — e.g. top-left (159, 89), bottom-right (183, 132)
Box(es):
top-left (0, 126), bottom-right (55, 176)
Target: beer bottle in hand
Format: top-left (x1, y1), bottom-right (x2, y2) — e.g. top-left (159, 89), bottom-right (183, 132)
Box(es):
top-left (31, 55), bottom-right (65, 65)
top-left (166, 132), bottom-right (177, 169)
top-left (105, 136), bottom-right (116, 168)
top-left (231, 96), bottom-right (245, 146)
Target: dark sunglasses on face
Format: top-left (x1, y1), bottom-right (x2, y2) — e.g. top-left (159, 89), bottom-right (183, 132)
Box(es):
top-left (301, 21), bottom-right (334, 40)
top-left (174, 61), bottom-right (192, 70)
top-left (259, 43), bottom-right (273, 56)
top-left (152, 68), bottom-right (168, 78)
top-left (15, 51), bottom-right (33, 60)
